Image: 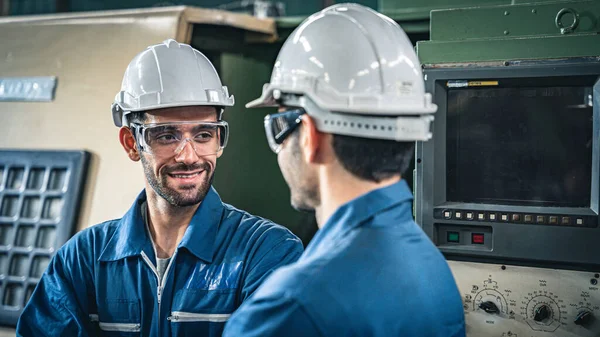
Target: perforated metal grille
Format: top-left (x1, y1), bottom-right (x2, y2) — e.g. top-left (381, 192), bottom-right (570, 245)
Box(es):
top-left (0, 150), bottom-right (89, 326)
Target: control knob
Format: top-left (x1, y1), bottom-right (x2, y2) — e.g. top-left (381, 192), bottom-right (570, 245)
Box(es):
top-left (574, 310), bottom-right (593, 326)
top-left (479, 301), bottom-right (500, 314)
top-left (534, 305), bottom-right (551, 322)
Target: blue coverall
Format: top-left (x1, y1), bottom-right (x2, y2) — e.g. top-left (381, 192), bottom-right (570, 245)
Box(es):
top-left (17, 187), bottom-right (303, 336)
top-left (224, 180), bottom-right (466, 337)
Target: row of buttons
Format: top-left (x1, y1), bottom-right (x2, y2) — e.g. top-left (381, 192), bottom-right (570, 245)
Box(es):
top-left (442, 210), bottom-right (584, 226)
top-left (447, 231), bottom-right (484, 245)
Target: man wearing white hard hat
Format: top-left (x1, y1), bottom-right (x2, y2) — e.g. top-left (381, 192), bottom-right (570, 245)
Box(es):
top-left (223, 4), bottom-right (465, 337)
top-left (17, 39), bottom-right (303, 337)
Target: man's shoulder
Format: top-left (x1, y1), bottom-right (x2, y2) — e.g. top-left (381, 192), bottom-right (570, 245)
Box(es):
top-left (58, 218), bottom-right (122, 260)
top-left (220, 202), bottom-right (301, 246)
top-left (250, 256), bottom-right (324, 298)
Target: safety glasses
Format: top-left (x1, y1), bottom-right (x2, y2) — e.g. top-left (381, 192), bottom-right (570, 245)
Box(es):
top-left (131, 121), bottom-right (229, 157)
top-left (263, 108), bottom-right (305, 154)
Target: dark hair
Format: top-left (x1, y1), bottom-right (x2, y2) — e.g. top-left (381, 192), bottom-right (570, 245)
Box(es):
top-left (288, 125), bottom-right (414, 183)
top-left (126, 111), bottom-right (147, 126)
top-left (332, 134), bottom-right (414, 183)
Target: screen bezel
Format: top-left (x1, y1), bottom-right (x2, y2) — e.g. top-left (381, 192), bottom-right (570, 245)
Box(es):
top-left (415, 59), bottom-right (600, 268)
top-left (430, 69), bottom-right (599, 218)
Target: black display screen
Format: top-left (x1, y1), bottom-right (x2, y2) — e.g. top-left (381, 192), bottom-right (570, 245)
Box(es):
top-left (447, 85), bottom-right (593, 207)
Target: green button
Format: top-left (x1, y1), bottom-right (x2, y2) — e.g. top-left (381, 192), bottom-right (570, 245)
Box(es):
top-left (447, 231), bottom-right (460, 243)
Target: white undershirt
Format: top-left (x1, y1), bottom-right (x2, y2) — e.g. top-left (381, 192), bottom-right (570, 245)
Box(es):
top-left (141, 201), bottom-right (172, 284)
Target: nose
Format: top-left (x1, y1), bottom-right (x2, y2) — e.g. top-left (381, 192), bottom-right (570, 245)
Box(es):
top-left (174, 139), bottom-right (200, 165)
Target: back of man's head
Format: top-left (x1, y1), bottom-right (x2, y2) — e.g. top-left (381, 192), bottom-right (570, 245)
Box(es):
top-left (247, 3), bottom-right (436, 215)
top-left (332, 135), bottom-right (414, 183)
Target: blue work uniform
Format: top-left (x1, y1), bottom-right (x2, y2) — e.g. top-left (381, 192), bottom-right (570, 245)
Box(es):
top-left (223, 180), bottom-right (466, 337)
top-left (17, 187), bottom-right (303, 337)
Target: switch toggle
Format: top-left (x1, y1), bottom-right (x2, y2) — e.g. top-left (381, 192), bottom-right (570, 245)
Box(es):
top-left (471, 233), bottom-right (485, 245)
top-left (447, 231), bottom-right (460, 243)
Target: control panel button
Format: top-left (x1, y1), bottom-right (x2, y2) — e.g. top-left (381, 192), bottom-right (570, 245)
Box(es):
top-left (536, 215), bottom-right (545, 224)
top-left (576, 218), bottom-right (584, 226)
top-left (489, 213), bottom-right (497, 221)
top-left (444, 211), bottom-right (451, 219)
top-left (511, 214), bottom-right (520, 222)
top-left (501, 214), bottom-right (508, 221)
top-left (524, 215), bottom-right (533, 223)
top-left (466, 212), bottom-right (474, 220)
top-left (562, 217), bottom-right (571, 225)
top-left (549, 216), bottom-right (558, 225)
top-left (477, 213), bottom-right (485, 220)
top-left (472, 233), bottom-right (485, 245)
top-left (447, 231), bottom-right (460, 243)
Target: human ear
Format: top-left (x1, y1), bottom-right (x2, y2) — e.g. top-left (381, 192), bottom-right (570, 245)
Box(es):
top-left (119, 127), bottom-right (141, 162)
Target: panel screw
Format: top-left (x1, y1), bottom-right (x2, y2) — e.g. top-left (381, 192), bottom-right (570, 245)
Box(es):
top-left (504, 11), bottom-right (510, 16)
top-left (532, 9), bottom-right (537, 14)
top-left (504, 30), bottom-right (510, 35)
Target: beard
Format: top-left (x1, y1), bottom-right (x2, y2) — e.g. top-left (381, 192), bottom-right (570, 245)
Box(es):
top-left (281, 133), bottom-right (320, 213)
top-left (141, 156), bottom-right (214, 207)
top-left (288, 163), bottom-right (319, 213)
top-left (290, 188), bottom-right (319, 213)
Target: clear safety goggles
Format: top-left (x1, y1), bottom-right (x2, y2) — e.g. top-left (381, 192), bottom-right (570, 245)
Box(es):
top-left (131, 121), bottom-right (229, 157)
top-left (263, 108), bottom-right (305, 154)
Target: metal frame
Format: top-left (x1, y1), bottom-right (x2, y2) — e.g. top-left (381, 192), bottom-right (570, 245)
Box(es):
top-left (417, 1), bottom-right (600, 64)
top-left (0, 150), bottom-right (89, 325)
top-left (415, 58), bottom-right (600, 268)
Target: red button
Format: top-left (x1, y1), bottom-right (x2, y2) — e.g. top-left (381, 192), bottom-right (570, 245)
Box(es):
top-left (472, 233), bottom-right (485, 244)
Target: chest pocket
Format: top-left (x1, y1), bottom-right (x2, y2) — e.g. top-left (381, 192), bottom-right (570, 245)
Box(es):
top-left (169, 261), bottom-right (243, 337)
top-left (96, 299), bottom-right (141, 336)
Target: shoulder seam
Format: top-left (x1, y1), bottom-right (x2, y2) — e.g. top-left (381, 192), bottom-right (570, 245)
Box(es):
top-left (222, 202), bottom-right (274, 224)
top-left (245, 234), bottom-right (301, 276)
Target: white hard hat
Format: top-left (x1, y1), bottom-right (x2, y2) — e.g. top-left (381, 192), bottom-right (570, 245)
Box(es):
top-left (247, 3), bottom-right (436, 141)
top-left (112, 39), bottom-right (234, 127)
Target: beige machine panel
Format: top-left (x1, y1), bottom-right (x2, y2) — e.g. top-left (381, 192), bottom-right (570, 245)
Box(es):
top-left (0, 7), bottom-right (275, 232)
top-left (449, 261), bottom-right (600, 337)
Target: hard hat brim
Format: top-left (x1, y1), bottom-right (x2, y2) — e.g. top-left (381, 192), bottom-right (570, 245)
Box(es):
top-left (113, 100), bottom-right (234, 127)
top-left (245, 89), bottom-right (276, 109)
top-left (246, 84), bottom-right (438, 115)
top-left (119, 100), bottom-right (234, 113)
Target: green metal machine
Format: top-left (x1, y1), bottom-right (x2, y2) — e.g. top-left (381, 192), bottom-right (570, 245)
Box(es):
top-left (418, 0), bottom-right (600, 64)
top-left (414, 1), bottom-right (600, 336)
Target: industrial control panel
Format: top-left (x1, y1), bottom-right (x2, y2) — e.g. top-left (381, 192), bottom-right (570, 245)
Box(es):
top-left (415, 59), bottom-right (600, 337)
top-left (450, 261), bottom-right (600, 337)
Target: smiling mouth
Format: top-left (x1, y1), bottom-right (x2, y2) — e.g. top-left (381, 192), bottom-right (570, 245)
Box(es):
top-left (168, 171), bottom-right (204, 179)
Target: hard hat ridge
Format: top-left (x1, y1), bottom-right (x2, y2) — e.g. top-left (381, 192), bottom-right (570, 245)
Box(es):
top-left (112, 39), bottom-right (234, 127)
top-left (246, 3), bottom-right (436, 141)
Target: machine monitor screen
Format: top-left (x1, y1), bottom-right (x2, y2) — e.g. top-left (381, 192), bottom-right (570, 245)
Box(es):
top-left (446, 86), bottom-right (593, 207)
